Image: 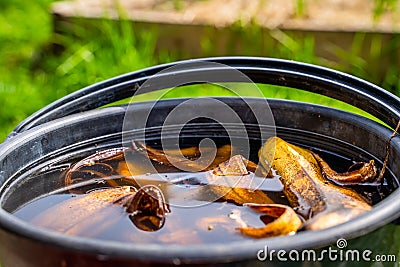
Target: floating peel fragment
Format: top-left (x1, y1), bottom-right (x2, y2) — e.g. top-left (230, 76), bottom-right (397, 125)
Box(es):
top-left (238, 204), bottom-right (302, 238)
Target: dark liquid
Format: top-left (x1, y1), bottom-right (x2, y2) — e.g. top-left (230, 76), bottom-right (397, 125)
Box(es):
top-left (12, 140), bottom-right (390, 244)
top-left (14, 192), bottom-right (272, 244)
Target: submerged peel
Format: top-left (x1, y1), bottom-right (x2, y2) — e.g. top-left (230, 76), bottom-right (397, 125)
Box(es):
top-left (32, 186), bottom-right (135, 235)
top-left (32, 185), bottom-right (169, 235)
top-left (259, 137), bottom-right (372, 230)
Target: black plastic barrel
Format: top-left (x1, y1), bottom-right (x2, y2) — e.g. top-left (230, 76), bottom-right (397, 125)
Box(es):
top-left (0, 57), bottom-right (399, 267)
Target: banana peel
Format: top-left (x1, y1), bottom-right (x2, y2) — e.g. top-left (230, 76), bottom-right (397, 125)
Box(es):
top-left (132, 141), bottom-right (232, 172)
top-left (238, 204), bottom-right (302, 238)
top-left (208, 154), bottom-right (301, 238)
top-left (206, 155), bottom-right (275, 205)
top-left (259, 137), bottom-right (372, 230)
top-left (312, 152), bottom-right (377, 185)
top-left (32, 187), bottom-right (135, 235)
top-left (32, 185), bottom-right (169, 235)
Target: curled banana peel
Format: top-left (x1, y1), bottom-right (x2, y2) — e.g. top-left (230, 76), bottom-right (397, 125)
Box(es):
top-left (206, 155), bottom-right (275, 205)
top-left (207, 155), bottom-right (302, 238)
top-left (238, 204), bottom-right (302, 238)
top-left (132, 141), bottom-right (233, 172)
top-left (259, 137), bottom-right (372, 231)
top-left (312, 152), bottom-right (377, 185)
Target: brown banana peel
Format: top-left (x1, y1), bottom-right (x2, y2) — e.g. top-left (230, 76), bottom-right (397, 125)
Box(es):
top-left (238, 204), bottom-right (302, 238)
top-left (259, 137), bottom-right (372, 231)
top-left (32, 187), bottom-right (135, 235)
top-left (312, 152), bottom-right (377, 185)
top-left (132, 141), bottom-right (232, 172)
top-left (32, 185), bottom-right (169, 235)
top-left (206, 155), bottom-right (275, 205)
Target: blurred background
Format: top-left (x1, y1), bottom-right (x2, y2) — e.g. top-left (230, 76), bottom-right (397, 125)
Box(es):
top-left (0, 0), bottom-right (399, 265)
top-left (1, 0), bottom-right (400, 141)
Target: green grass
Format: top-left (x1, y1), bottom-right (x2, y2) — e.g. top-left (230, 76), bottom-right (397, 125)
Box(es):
top-left (122, 83), bottom-right (379, 125)
top-left (0, 0), bottom-right (161, 139)
top-left (0, 0), bottom-right (52, 138)
top-left (1, 1), bottom-right (400, 140)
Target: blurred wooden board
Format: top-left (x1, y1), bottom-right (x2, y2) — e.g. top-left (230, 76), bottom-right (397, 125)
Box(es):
top-left (52, 0), bottom-right (400, 33)
top-left (51, 0), bottom-right (400, 84)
